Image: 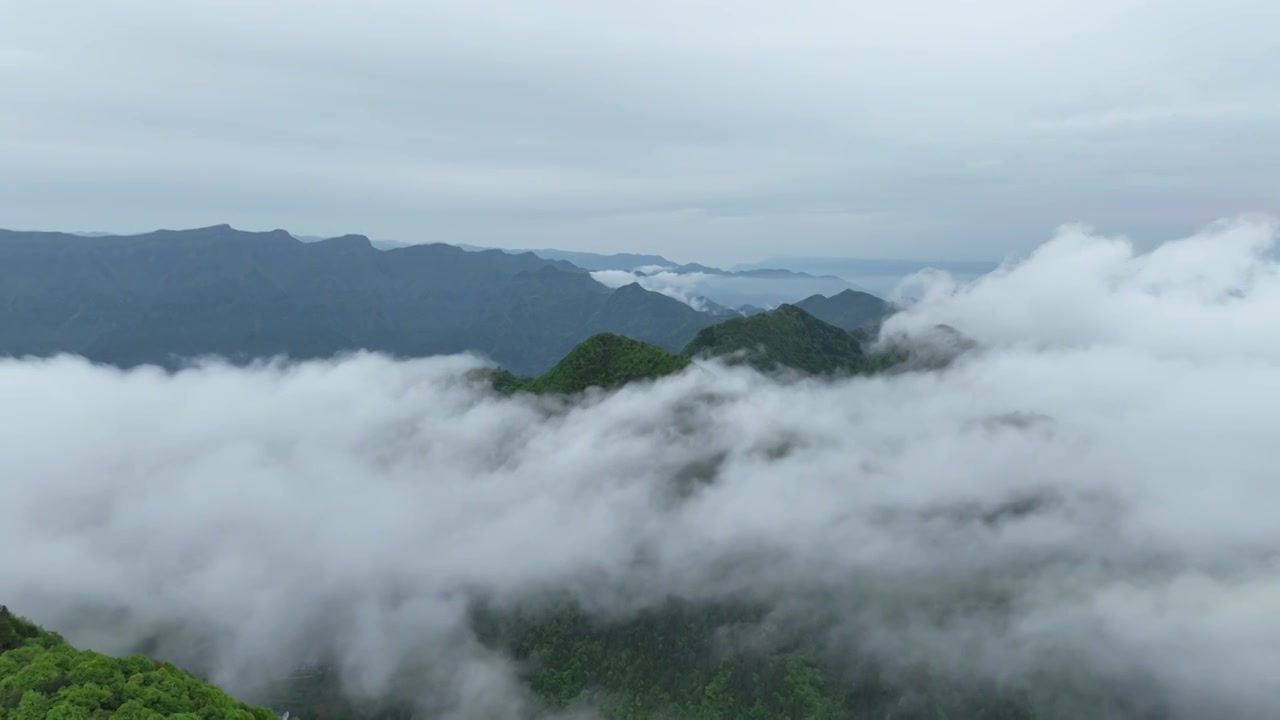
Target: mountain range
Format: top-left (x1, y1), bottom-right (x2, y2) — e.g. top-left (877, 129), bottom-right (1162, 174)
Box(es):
top-left (0, 294), bottom-right (991, 720)
top-left (1, 226), bottom-right (900, 376)
top-left (305, 237), bottom-right (847, 282)
top-left (0, 225), bottom-right (1052, 720)
top-left (734, 256), bottom-right (1000, 297)
top-left (296, 236), bottom-right (878, 311)
top-left (484, 299), bottom-right (904, 398)
top-left (0, 225), bottom-right (721, 375)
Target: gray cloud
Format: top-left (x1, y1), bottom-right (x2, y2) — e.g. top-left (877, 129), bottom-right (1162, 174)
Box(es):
top-left (2, 2), bottom-right (1279, 263)
top-left (1, 216), bottom-right (1278, 718)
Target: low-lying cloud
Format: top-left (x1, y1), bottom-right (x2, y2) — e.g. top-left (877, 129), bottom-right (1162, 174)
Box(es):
top-left (590, 268), bottom-right (715, 310)
top-left (2, 216), bottom-right (1278, 719)
top-left (590, 267), bottom-right (863, 311)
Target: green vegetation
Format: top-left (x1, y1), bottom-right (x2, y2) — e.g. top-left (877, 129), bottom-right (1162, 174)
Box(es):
top-left (4, 594), bottom-right (1113, 720)
top-left (484, 305), bottom-right (922, 394)
top-left (525, 333), bottom-right (690, 394)
top-left (0, 606), bottom-right (275, 720)
top-left (268, 599), bottom-right (1054, 720)
top-left (795, 289), bottom-right (891, 331)
top-left (476, 602), bottom-right (847, 720)
top-left (484, 368), bottom-right (537, 395)
top-left (680, 304), bottom-right (867, 375)
top-left (466, 600), bottom-right (1081, 720)
top-left (484, 333), bottom-right (690, 394)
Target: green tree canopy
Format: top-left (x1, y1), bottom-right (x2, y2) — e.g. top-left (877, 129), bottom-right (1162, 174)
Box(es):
top-left (0, 606), bottom-right (276, 720)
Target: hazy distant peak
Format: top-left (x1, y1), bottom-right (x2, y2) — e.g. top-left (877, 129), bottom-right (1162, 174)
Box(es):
top-left (614, 281), bottom-right (651, 295)
top-left (313, 234), bottom-right (374, 251)
top-left (525, 248), bottom-right (680, 272)
top-left (672, 262), bottom-right (725, 275)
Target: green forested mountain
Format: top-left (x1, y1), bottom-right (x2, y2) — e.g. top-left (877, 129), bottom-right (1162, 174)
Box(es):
top-left (680, 304), bottom-right (868, 375)
top-left (0, 606), bottom-right (275, 720)
top-left (473, 601), bottom-right (1061, 720)
top-left (1, 228), bottom-right (1053, 720)
top-left (267, 597), bottom-right (1108, 720)
top-left (493, 333), bottom-right (691, 395)
top-left (0, 226), bottom-right (717, 375)
top-left (489, 305), bottom-right (898, 394)
top-left (0, 601), bottom-right (1122, 720)
top-left (794, 289), bottom-right (891, 331)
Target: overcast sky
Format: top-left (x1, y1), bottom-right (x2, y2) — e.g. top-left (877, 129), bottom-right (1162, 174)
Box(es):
top-left (2, 1), bottom-right (1278, 265)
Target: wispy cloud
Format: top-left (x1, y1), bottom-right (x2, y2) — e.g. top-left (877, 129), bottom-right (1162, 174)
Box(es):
top-left (2, 217), bottom-right (1277, 717)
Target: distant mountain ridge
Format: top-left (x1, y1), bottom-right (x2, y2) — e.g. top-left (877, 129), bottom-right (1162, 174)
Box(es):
top-left (293, 236), bottom-right (882, 311)
top-left (292, 235), bottom-right (1005, 303)
top-left (734, 256), bottom-right (1000, 297)
top-left (794, 288), bottom-right (892, 330)
top-left (333, 238), bottom-right (851, 283)
top-left (514, 248), bottom-right (678, 272)
top-left (505, 251), bottom-right (855, 286)
top-left (0, 224), bottom-right (718, 374)
top-left (590, 265), bottom-right (868, 314)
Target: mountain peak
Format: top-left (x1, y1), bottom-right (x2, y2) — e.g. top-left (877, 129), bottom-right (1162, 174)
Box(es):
top-left (615, 281), bottom-right (649, 294)
top-left (834, 288), bottom-right (873, 299)
top-left (314, 234), bottom-right (373, 250)
top-left (681, 304), bottom-right (867, 375)
top-left (501, 332), bottom-right (690, 394)
top-left (794, 289), bottom-right (890, 331)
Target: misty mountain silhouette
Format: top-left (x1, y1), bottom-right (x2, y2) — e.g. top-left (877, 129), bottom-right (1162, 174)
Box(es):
top-left (794, 288), bottom-right (892, 330)
top-left (506, 248), bottom-right (678, 271)
top-left (446, 244), bottom-right (849, 280)
top-left (0, 225), bottom-right (718, 375)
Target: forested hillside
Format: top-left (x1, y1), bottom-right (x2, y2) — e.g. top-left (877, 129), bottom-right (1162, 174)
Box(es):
top-left (0, 606), bottom-right (275, 720)
top-left (262, 597), bottom-right (1120, 720)
top-left (680, 304), bottom-right (868, 375)
top-left (490, 333), bottom-right (691, 395)
top-left (487, 305), bottom-right (911, 395)
top-left (474, 600), bottom-right (1060, 720)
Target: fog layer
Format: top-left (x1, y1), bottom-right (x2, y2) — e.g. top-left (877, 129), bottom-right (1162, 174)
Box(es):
top-left (2, 217), bottom-right (1277, 718)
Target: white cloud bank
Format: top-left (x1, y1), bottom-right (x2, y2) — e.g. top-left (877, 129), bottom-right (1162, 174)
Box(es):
top-left (590, 268), bottom-right (864, 310)
top-left (2, 217), bottom-right (1279, 718)
top-left (590, 269), bottom-right (716, 310)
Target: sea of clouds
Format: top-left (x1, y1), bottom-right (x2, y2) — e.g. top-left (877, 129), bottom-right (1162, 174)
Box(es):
top-left (3, 217), bottom-right (1278, 719)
